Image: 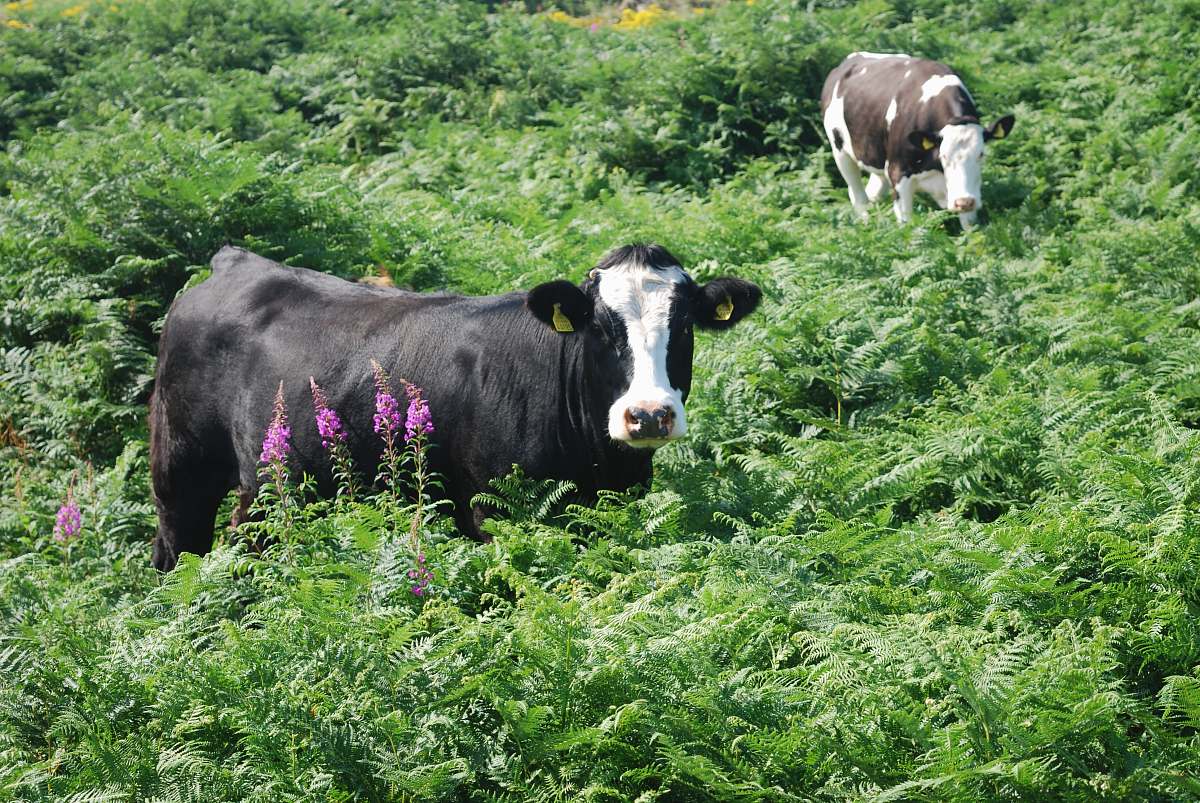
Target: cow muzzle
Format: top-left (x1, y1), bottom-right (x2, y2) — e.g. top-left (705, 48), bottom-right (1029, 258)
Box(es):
top-left (622, 402), bottom-right (678, 444)
top-left (952, 197), bottom-right (977, 212)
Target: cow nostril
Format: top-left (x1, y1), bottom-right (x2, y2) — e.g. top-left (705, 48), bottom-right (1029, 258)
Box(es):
top-left (953, 197), bottom-right (977, 211)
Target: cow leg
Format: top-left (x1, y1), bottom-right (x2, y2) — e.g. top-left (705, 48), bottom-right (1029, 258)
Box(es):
top-left (150, 392), bottom-right (235, 571)
top-left (865, 173), bottom-right (890, 203)
top-left (151, 469), bottom-right (231, 571)
top-left (471, 505), bottom-right (494, 543)
top-left (892, 176), bottom-right (915, 223)
top-left (831, 149), bottom-right (870, 222)
top-left (230, 487), bottom-right (255, 529)
top-left (451, 492), bottom-right (494, 543)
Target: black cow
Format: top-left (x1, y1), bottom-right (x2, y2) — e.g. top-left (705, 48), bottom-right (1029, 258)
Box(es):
top-left (820, 52), bottom-right (1015, 228)
top-left (149, 245), bottom-right (761, 570)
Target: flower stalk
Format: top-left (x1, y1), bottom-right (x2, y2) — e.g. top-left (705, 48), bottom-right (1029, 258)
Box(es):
top-left (259, 381), bottom-right (292, 528)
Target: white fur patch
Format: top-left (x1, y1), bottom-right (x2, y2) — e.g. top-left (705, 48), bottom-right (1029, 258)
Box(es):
top-left (911, 169), bottom-right (948, 207)
top-left (885, 97), bottom-right (898, 129)
top-left (823, 81), bottom-right (854, 160)
top-left (849, 51), bottom-right (912, 60)
top-left (595, 261), bottom-right (689, 446)
top-left (919, 74), bottom-right (972, 104)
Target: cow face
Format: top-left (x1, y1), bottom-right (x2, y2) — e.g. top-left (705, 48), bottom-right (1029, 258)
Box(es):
top-left (528, 244), bottom-right (761, 448)
top-left (908, 114), bottom-right (1015, 221)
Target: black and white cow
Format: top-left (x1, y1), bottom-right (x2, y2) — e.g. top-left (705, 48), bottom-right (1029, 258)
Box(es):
top-left (820, 52), bottom-right (1015, 228)
top-left (149, 245), bottom-right (761, 570)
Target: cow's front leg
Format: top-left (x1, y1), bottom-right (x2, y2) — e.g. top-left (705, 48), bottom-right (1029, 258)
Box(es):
top-left (831, 150), bottom-right (871, 222)
top-left (892, 176), bottom-right (915, 223)
top-left (865, 173), bottom-right (890, 203)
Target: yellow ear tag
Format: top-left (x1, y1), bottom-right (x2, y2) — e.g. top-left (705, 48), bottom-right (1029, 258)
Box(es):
top-left (993, 126), bottom-right (1006, 139)
top-left (921, 137), bottom-right (935, 151)
top-left (715, 295), bottom-right (734, 322)
top-left (551, 303), bottom-right (574, 333)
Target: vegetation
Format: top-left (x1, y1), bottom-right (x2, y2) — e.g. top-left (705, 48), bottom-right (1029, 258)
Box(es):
top-left (2, 0), bottom-right (1200, 799)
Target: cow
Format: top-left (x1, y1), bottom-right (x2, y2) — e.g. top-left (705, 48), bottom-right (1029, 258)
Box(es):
top-left (149, 244), bottom-right (761, 570)
top-left (820, 52), bottom-right (1015, 228)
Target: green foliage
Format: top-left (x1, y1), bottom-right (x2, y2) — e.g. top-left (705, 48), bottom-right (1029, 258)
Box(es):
top-left (3, 0), bottom-right (1200, 800)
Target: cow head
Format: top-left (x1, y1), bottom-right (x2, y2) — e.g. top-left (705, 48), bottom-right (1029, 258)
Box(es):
top-left (527, 244), bottom-right (761, 448)
top-left (908, 114), bottom-right (1014, 223)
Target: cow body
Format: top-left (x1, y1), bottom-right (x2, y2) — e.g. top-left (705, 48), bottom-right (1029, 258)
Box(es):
top-left (820, 52), bottom-right (1014, 228)
top-left (150, 245), bottom-right (760, 570)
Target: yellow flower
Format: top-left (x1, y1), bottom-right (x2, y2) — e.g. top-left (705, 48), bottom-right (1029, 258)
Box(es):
top-left (5, 17), bottom-right (28, 27)
top-left (4, 1), bottom-right (20, 10)
top-left (61, 2), bottom-right (86, 17)
top-left (613, 3), bottom-right (672, 31)
top-left (546, 9), bottom-right (604, 28)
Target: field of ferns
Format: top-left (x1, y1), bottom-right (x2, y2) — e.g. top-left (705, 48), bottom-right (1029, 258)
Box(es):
top-left (2, 0), bottom-right (1200, 800)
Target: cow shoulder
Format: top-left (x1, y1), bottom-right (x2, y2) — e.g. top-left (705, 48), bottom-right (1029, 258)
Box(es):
top-left (882, 59), bottom-right (964, 179)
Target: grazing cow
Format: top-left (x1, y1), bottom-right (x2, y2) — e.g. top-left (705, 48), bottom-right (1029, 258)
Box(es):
top-left (149, 244), bottom-right (761, 570)
top-left (820, 52), bottom-right (1015, 228)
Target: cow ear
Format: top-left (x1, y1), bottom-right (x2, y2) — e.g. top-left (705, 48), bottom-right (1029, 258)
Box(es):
top-left (985, 114), bottom-right (1015, 141)
top-left (694, 278), bottom-right (762, 331)
top-left (528, 280), bottom-right (591, 333)
top-left (907, 130), bottom-right (939, 151)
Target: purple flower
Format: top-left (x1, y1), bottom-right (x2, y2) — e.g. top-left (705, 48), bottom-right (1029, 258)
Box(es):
top-left (403, 383), bottom-right (434, 443)
top-left (374, 391), bottom-right (402, 435)
top-left (260, 381), bottom-right (291, 464)
top-left (371, 361), bottom-right (403, 436)
top-left (309, 377), bottom-right (345, 449)
top-left (408, 551), bottom-right (432, 597)
top-left (53, 495), bottom-right (81, 543)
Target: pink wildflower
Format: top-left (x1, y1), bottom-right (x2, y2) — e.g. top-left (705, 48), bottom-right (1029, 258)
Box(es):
top-left (309, 377), bottom-right (345, 449)
top-left (371, 361), bottom-right (403, 436)
top-left (403, 383), bottom-right (434, 443)
top-left (408, 552), bottom-right (432, 596)
top-left (260, 382), bottom-right (291, 464)
top-left (53, 491), bottom-right (82, 543)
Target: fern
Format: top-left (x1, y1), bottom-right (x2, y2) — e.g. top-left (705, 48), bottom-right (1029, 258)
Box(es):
top-left (471, 465), bottom-right (577, 524)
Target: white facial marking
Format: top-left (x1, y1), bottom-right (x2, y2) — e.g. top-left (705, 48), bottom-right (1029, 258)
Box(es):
top-left (904, 69), bottom-right (912, 79)
top-left (885, 97), bottom-right (898, 129)
top-left (936, 123), bottom-right (985, 209)
top-left (919, 74), bottom-right (972, 104)
top-left (596, 262), bottom-right (689, 445)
